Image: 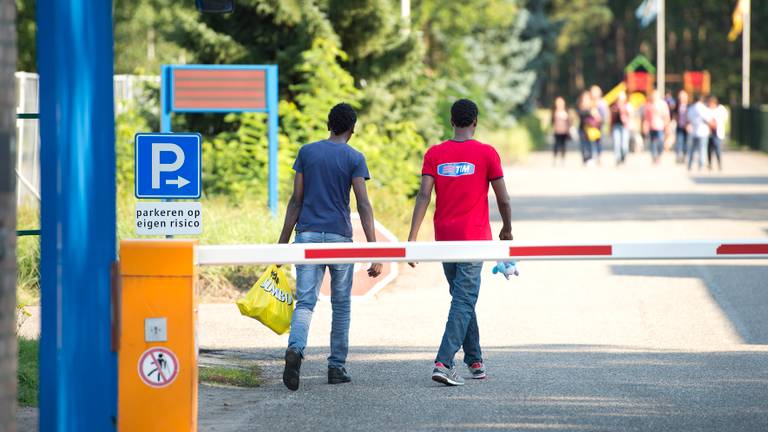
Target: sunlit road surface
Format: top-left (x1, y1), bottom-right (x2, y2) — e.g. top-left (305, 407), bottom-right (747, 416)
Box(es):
top-left (197, 150), bottom-right (768, 431)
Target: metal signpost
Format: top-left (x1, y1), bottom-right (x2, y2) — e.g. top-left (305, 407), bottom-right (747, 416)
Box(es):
top-left (160, 64), bottom-right (279, 214)
top-left (134, 133), bottom-right (203, 236)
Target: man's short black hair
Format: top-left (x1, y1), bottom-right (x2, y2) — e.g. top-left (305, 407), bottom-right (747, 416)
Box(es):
top-left (328, 103), bottom-right (357, 135)
top-left (451, 99), bottom-right (479, 128)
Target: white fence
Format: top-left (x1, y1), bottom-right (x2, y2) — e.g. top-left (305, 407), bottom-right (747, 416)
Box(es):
top-left (15, 72), bottom-right (159, 207)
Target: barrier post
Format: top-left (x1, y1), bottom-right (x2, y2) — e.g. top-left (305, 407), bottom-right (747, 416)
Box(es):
top-left (118, 240), bottom-right (198, 431)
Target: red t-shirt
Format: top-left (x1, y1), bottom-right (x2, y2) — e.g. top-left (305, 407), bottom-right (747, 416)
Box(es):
top-left (422, 139), bottom-right (504, 241)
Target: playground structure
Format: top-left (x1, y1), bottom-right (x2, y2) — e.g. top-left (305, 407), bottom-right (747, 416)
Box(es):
top-left (603, 55), bottom-right (712, 108)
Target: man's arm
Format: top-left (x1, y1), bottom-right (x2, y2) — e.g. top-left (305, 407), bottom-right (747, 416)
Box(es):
top-left (491, 178), bottom-right (513, 240)
top-left (277, 173), bottom-right (304, 244)
top-left (407, 175), bottom-right (434, 242)
top-left (352, 177), bottom-right (382, 277)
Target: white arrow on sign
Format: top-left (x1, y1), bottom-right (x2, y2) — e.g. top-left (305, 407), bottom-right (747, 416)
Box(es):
top-left (165, 176), bottom-right (190, 188)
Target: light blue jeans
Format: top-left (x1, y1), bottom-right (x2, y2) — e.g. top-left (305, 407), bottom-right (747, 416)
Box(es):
top-left (688, 136), bottom-right (708, 170)
top-left (612, 125), bottom-right (629, 164)
top-left (287, 231), bottom-right (354, 368)
top-left (436, 262), bottom-right (484, 369)
top-left (649, 130), bottom-right (664, 162)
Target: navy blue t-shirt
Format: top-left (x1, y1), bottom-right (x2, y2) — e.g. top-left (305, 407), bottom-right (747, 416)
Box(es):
top-left (293, 140), bottom-right (370, 238)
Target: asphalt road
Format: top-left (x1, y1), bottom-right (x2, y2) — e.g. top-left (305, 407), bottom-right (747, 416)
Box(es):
top-left (16, 149), bottom-right (768, 431)
top-left (194, 149), bottom-right (768, 432)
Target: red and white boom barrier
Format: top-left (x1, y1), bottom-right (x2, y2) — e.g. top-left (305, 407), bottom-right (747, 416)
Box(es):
top-left (197, 239), bottom-right (768, 266)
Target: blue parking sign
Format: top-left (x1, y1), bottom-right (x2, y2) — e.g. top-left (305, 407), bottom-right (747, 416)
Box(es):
top-left (135, 133), bottom-right (202, 199)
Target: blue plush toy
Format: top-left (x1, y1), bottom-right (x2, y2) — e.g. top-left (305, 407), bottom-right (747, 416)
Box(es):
top-left (491, 261), bottom-right (519, 279)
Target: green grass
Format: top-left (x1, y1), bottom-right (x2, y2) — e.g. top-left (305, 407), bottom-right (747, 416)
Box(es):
top-left (16, 205), bottom-right (40, 306)
top-left (16, 338), bottom-right (261, 407)
top-left (199, 364), bottom-right (261, 388)
top-left (17, 337), bottom-right (39, 407)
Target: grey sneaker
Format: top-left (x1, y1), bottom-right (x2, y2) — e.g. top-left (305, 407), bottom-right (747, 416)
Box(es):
top-left (431, 362), bottom-right (464, 386)
top-left (468, 362), bottom-right (487, 379)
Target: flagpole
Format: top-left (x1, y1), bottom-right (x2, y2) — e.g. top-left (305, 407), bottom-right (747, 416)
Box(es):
top-left (742, 0), bottom-right (750, 107)
top-left (657, 0), bottom-right (665, 95)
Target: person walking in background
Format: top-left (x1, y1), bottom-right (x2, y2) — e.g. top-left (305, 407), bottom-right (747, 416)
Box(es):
top-left (707, 95), bottom-right (728, 171)
top-left (686, 94), bottom-right (712, 171)
top-left (590, 85), bottom-right (608, 165)
top-left (578, 91), bottom-right (600, 166)
top-left (673, 90), bottom-right (691, 164)
top-left (551, 96), bottom-right (571, 165)
top-left (278, 102), bottom-right (383, 391)
top-left (610, 90), bottom-right (631, 165)
top-left (408, 99), bottom-right (513, 386)
top-left (643, 90), bottom-right (671, 164)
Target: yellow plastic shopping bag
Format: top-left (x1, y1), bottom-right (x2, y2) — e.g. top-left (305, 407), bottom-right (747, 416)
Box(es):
top-left (236, 265), bottom-right (295, 335)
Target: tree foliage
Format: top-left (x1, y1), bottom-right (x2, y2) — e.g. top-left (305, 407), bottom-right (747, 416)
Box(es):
top-left (541, 0), bottom-right (768, 107)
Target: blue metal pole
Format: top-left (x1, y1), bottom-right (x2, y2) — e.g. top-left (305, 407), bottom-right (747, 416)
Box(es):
top-left (161, 65), bottom-right (172, 133)
top-left (160, 66), bottom-right (173, 238)
top-left (38, 1), bottom-right (117, 431)
top-left (267, 65), bottom-right (279, 215)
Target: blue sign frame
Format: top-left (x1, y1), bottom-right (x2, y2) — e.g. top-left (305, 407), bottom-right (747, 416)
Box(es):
top-left (134, 133), bottom-right (202, 199)
top-left (160, 64), bottom-right (279, 213)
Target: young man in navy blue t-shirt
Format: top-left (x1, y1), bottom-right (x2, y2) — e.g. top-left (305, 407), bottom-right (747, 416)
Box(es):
top-left (277, 103), bottom-right (382, 391)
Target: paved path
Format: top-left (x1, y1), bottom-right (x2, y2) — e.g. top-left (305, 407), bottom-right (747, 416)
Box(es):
top-left (194, 150), bottom-right (768, 431)
top-left (16, 150), bottom-right (768, 431)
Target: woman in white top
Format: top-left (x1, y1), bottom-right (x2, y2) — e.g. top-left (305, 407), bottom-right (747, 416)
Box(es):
top-left (707, 96), bottom-right (728, 171)
top-left (686, 94), bottom-right (713, 171)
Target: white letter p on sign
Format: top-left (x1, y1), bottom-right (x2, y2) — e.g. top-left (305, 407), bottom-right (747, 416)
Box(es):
top-left (151, 143), bottom-right (185, 189)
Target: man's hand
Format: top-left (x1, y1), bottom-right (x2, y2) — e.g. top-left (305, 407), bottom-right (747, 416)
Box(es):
top-left (499, 227), bottom-right (513, 241)
top-left (368, 263), bottom-right (382, 277)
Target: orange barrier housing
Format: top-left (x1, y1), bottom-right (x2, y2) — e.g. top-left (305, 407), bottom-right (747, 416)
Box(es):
top-left (118, 240), bottom-right (198, 431)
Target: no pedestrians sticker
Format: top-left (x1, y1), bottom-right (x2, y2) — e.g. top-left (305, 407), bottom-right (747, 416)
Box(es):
top-left (138, 347), bottom-right (179, 388)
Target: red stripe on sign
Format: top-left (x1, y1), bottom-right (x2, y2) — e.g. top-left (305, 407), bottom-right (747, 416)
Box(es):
top-left (174, 69), bottom-right (265, 80)
top-left (174, 99), bottom-right (266, 109)
top-left (716, 244), bottom-right (768, 255)
top-left (510, 245), bottom-right (613, 256)
top-left (305, 248), bottom-right (406, 259)
top-left (175, 90), bottom-right (265, 98)
top-left (174, 80), bottom-right (264, 89)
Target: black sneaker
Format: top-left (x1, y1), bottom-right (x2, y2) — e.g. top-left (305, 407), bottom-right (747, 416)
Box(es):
top-left (328, 366), bottom-right (352, 385)
top-left (283, 348), bottom-right (302, 391)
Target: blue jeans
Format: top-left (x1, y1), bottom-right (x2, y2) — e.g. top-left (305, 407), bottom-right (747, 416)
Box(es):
top-left (579, 130), bottom-right (593, 163)
top-left (288, 231), bottom-right (354, 368)
top-left (708, 135), bottom-right (723, 169)
top-left (688, 136), bottom-right (708, 170)
top-left (612, 125), bottom-right (629, 164)
top-left (675, 128), bottom-right (688, 162)
top-left (435, 262), bottom-right (484, 368)
top-left (649, 130), bottom-right (664, 162)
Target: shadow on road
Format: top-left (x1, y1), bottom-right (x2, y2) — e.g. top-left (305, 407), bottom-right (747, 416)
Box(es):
top-left (610, 264), bottom-right (768, 344)
top-left (691, 176), bottom-right (768, 185)
top-left (202, 345), bottom-right (768, 432)
top-left (489, 193), bottom-right (768, 222)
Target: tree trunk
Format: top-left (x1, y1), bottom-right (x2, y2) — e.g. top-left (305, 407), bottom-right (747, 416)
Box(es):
top-left (0, 0), bottom-right (18, 431)
top-left (574, 47), bottom-right (585, 91)
top-left (616, 23), bottom-right (626, 71)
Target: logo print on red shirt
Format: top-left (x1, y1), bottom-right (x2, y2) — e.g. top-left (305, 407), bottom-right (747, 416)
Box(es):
top-left (437, 162), bottom-right (475, 177)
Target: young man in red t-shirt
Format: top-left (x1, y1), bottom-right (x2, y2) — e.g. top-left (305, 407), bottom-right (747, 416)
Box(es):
top-left (408, 99), bottom-right (513, 386)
